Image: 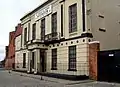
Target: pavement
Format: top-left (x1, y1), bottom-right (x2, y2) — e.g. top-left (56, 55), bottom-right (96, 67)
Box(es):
top-left (1, 69), bottom-right (120, 87)
top-left (11, 70), bottom-right (94, 85)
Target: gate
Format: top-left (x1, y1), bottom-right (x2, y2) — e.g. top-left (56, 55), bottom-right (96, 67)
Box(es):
top-left (98, 50), bottom-right (120, 82)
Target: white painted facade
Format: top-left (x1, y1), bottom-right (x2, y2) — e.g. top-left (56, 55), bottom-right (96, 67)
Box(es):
top-left (17, 0), bottom-right (120, 76)
top-left (15, 35), bottom-right (28, 71)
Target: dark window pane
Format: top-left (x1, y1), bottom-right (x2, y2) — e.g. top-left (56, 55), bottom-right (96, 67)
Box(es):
top-left (28, 23), bottom-right (30, 41)
top-left (69, 4), bottom-right (77, 33)
top-left (31, 52), bottom-right (35, 69)
top-left (61, 5), bottom-right (63, 37)
top-left (41, 18), bottom-right (45, 40)
top-left (52, 12), bottom-right (57, 37)
top-left (68, 46), bottom-right (76, 70)
top-left (32, 23), bottom-right (36, 40)
top-left (23, 53), bottom-right (26, 68)
top-left (51, 48), bottom-right (57, 70)
top-left (24, 28), bottom-right (27, 44)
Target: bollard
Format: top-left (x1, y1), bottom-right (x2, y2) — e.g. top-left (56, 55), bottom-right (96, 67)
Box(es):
top-left (40, 76), bottom-right (43, 80)
top-left (8, 70), bottom-right (11, 73)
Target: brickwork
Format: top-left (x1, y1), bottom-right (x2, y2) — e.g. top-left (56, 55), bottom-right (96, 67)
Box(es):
top-left (5, 24), bottom-right (22, 69)
top-left (5, 31), bottom-right (15, 69)
top-left (89, 41), bottom-right (100, 80)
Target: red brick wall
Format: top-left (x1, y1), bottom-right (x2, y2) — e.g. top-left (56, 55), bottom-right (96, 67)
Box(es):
top-left (15, 23), bottom-right (22, 37)
top-left (5, 24), bottom-right (23, 69)
top-left (5, 31), bottom-right (15, 69)
top-left (89, 42), bottom-right (100, 80)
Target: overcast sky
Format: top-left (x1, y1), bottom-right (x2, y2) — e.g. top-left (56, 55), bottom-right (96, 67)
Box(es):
top-left (0, 0), bottom-right (46, 61)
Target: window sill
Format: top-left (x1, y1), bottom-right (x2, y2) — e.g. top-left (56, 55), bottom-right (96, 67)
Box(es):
top-left (68, 69), bottom-right (77, 71)
top-left (51, 68), bottom-right (57, 70)
top-left (69, 31), bottom-right (77, 36)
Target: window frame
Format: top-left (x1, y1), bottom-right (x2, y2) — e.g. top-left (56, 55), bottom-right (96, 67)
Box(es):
top-left (69, 3), bottom-right (77, 33)
top-left (23, 53), bottom-right (26, 68)
top-left (68, 45), bottom-right (77, 71)
top-left (52, 12), bottom-right (57, 37)
top-left (24, 28), bottom-right (27, 44)
top-left (61, 4), bottom-right (63, 37)
top-left (31, 52), bottom-right (35, 69)
top-left (28, 23), bottom-right (30, 41)
top-left (51, 48), bottom-right (57, 70)
top-left (41, 18), bottom-right (45, 41)
top-left (32, 23), bottom-right (36, 40)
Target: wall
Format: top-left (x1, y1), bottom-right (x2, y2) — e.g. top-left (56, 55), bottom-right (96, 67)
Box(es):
top-left (64, 0), bottom-right (83, 39)
top-left (89, 0), bottom-right (120, 51)
top-left (46, 38), bottom-right (90, 76)
top-left (15, 36), bottom-right (21, 51)
top-left (15, 24), bottom-right (28, 71)
top-left (5, 31), bottom-right (15, 69)
top-left (89, 41), bottom-right (100, 80)
top-left (19, 0), bottom-right (92, 75)
top-left (15, 50), bottom-right (28, 71)
top-left (21, 0), bottom-right (84, 43)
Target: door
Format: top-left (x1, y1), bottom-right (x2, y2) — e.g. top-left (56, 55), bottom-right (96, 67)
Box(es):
top-left (98, 50), bottom-right (120, 82)
top-left (31, 52), bottom-right (35, 70)
top-left (40, 49), bottom-right (46, 72)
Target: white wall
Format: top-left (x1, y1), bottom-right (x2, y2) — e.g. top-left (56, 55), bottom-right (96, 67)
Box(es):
top-left (15, 50), bottom-right (28, 70)
top-left (46, 38), bottom-right (90, 76)
top-left (15, 35), bottom-right (21, 51)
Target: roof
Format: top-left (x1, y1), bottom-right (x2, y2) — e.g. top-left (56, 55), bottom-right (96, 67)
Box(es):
top-left (20, 0), bottom-right (53, 21)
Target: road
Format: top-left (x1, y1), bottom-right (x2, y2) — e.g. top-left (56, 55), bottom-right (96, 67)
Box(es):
top-left (0, 69), bottom-right (120, 87)
top-left (0, 69), bottom-right (63, 87)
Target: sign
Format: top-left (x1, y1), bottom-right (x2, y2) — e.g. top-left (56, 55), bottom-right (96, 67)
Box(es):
top-left (109, 54), bottom-right (114, 57)
top-left (35, 5), bottom-right (52, 20)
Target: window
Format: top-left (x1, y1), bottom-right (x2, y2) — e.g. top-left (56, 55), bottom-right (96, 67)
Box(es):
top-left (51, 49), bottom-right (57, 70)
top-left (24, 28), bottom-right (27, 44)
top-left (82, 0), bottom-right (85, 32)
top-left (21, 34), bottom-right (22, 47)
top-left (28, 23), bottom-right (30, 41)
top-left (23, 53), bottom-right (26, 68)
top-left (68, 46), bottom-right (76, 71)
top-left (32, 23), bottom-right (36, 40)
top-left (31, 52), bottom-right (35, 69)
top-left (69, 4), bottom-right (77, 33)
top-left (41, 18), bottom-right (45, 40)
top-left (61, 5), bottom-right (63, 37)
top-left (52, 12), bottom-right (57, 37)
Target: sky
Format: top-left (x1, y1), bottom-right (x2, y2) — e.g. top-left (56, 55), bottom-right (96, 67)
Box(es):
top-left (0, 0), bottom-right (46, 61)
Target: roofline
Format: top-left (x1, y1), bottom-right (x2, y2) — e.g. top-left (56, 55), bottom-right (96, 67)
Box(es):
top-left (10, 31), bottom-right (15, 33)
top-left (20, 0), bottom-right (53, 21)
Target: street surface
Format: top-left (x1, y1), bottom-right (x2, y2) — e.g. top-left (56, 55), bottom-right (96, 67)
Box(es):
top-left (0, 68), bottom-right (120, 87)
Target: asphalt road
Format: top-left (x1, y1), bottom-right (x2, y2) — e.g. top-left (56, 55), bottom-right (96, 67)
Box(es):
top-left (0, 69), bottom-right (120, 87)
top-left (0, 69), bottom-right (63, 87)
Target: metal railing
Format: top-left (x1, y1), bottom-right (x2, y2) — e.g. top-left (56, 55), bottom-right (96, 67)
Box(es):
top-left (44, 32), bottom-right (60, 42)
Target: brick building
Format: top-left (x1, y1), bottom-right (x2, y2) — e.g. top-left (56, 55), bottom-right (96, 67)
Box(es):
top-left (5, 31), bottom-right (15, 69)
top-left (5, 24), bottom-right (22, 70)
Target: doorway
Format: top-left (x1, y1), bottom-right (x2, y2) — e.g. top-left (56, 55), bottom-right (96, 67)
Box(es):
top-left (40, 49), bottom-right (46, 72)
top-left (98, 50), bottom-right (120, 82)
